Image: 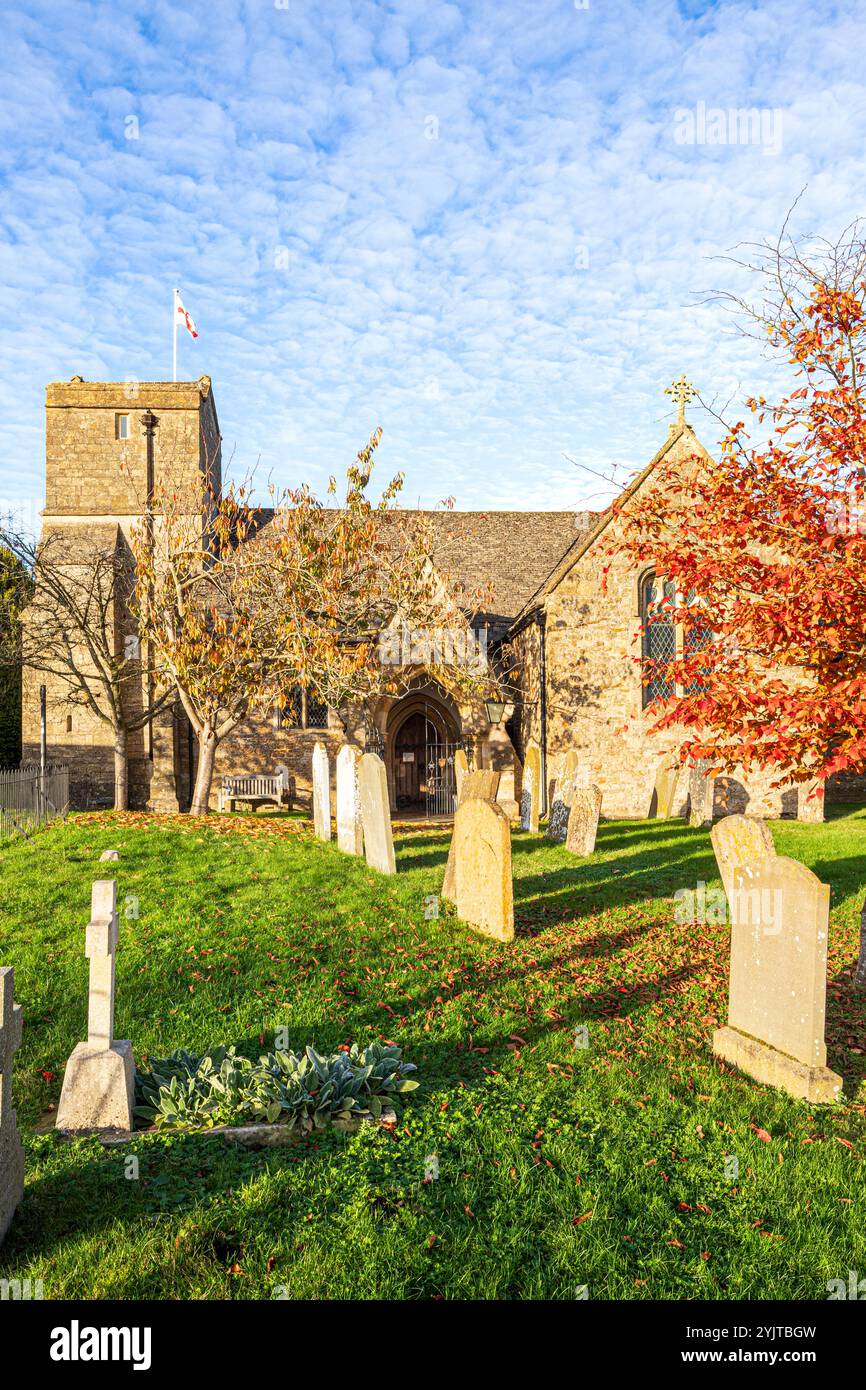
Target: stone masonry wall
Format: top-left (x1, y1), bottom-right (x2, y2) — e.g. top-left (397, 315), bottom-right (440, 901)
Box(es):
top-left (535, 427), bottom-right (866, 817)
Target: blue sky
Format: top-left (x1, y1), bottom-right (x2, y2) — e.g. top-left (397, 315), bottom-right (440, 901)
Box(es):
top-left (2, 0), bottom-right (866, 523)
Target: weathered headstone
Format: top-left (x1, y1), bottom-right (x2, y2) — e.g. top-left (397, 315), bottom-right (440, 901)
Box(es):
top-left (688, 760), bottom-right (713, 828)
top-left (336, 745), bottom-right (364, 856)
top-left (566, 785), bottom-right (602, 856)
top-left (797, 781), bottom-right (825, 824)
top-left (56, 881), bottom-right (135, 1132)
top-left (0, 967), bottom-right (24, 1244)
top-left (652, 753), bottom-right (680, 819)
top-left (275, 763), bottom-right (293, 805)
top-left (713, 856), bottom-right (842, 1103)
top-left (710, 814), bottom-right (776, 903)
top-left (312, 742), bottom-right (331, 842)
top-left (442, 771), bottom-right (501, 903)
top-left (454, 749), bottom-right (469, 805)
top-left (461, 770), bottom-right (501, 803)
top-left (495, 766), bottom-right (520, 821)
top-left (359, 752), bottom-right (396, 875)
top-left (855, 897), bottom-right (866, 989)
top-left (453, 798), bottom-right (514, 942)
top-left (547, 750), bottom-right (579, 842)
top-left (520, 741), bottom-right (541, 833)
top-left (99, 849), bottom-right (120, 862)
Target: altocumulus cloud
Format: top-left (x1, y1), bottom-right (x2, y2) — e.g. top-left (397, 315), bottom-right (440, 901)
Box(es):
top-left (1, 0), bottom-right (866, 516)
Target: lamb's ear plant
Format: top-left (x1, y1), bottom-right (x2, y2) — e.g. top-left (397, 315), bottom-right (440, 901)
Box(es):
top-left (134, 1041), bottom-right (419, 1131)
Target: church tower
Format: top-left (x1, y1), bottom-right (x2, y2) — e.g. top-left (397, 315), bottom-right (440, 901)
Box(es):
top-left (22, 377), bottom-right (221, 809)
top-left (43, 376), bottom-right (221, 534)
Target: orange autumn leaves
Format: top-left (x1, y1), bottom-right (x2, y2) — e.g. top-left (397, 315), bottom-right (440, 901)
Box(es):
top-left (610, 280), bottom-right (866, 790)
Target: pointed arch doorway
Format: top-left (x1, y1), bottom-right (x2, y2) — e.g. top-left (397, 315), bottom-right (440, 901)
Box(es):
top-left (386, 685), bottom-right (463, 817)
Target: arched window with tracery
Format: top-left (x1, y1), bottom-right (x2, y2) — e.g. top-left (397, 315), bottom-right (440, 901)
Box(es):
top-left (640, 572), bottom-right (711, 708)
top-left (640, 571), bottom-right (676, 706)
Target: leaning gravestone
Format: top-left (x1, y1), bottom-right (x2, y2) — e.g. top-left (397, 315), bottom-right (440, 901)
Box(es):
top-left (566, 785), bottom-right (603, 856)
top-left (520, 742), bottom-right (541, 832)
top-left (0, 966), bottom-right (24, 1244)
top-left (454, 798), bottom-right (514, 942)
top-left (359, 752), bottom-right (396, 875)
top-left (442, 770), bottom-right (501, 904)
top-left (454, 749), bottom-right (469, 805)
top-left (56, 881), bottom-right (135, 1132)
top-left (547, 750), bottom-right (579, 843)
top-left (713, 856), bottom-right (842, 1102)
top-left (710, 814), bottom-right (776, 904)
top-left (653, 753), bottom-right (680, 819)
top-left (312, 742), bottom-right (331, 842)
top-left (688, 759), bottom-right (713, 828)
top-left (336, 745), bottom-right (364, 856)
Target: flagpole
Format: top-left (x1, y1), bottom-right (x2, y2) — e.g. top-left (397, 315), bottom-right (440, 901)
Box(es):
top-left (172, 287), bottom-right (178, 382)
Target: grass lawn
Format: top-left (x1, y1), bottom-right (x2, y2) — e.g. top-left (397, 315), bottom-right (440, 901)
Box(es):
top-left (0, 806), bottom-right (864, 1301)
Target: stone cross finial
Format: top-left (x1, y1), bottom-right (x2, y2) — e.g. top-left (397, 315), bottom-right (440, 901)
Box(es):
top-left (85, 880), bottom-right (119, 1049)
top-left (0, 966), bottom-right (25, 1245)
top-left (665, 373), bottom-right (698, 425)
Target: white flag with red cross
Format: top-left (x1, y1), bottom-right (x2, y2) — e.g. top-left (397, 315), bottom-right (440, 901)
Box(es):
top-left (174, 289), bottom-right (198, 339)
top-left (172, 288), bottom-right (198, 380)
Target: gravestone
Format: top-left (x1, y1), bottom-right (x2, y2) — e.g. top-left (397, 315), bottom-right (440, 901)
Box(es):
top-left (453, 798), bottom-right (514, 942)
top-left (275, 763), bottom-right (293, 806)
top-left (454, 749), bottom-right (469, 805)
top-left (99, 849), bottom-right (120, 862)
top-left (56, 881), bottom-right (135, 1132)
top-left (652, 754), bottom-right (680, 819)
top-left (359, 752), bottom-right (396, 875)
top-left (713, 856), bottom-right (842, 1102)
top-left (547, 750), bottom-right (579, 843)
top-left (442, 770), bottom-right (501, 903)
top-left (566, 785), bottom-right (603, 856)
top-left (312, 742), bottom-right (331, 842)
top-left (0, 967), bottom-right (24, 1245)
top-left (688, 760), bottom-right (712, 828)
top-left (461, 770), bottom-right (501, 803)
top-left (855, 898), bottom-right (866, 989)
top-left (495, 766), bottom-right (520, 821)
top-left (797, 781), bottom-right (825, 824)
top-left (520, 742), bottom-right (541, 832)
top-left (336, 745), bottom-right (364, 856)
top-left (710, 814), bottom-right (776, 903)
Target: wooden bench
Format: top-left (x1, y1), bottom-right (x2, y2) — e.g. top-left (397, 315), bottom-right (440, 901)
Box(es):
top-left (218, 768), bottom-right (293, 814)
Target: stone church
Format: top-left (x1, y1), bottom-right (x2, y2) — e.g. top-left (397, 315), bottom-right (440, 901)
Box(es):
top-left (22, 375), bottom-right (857, 821)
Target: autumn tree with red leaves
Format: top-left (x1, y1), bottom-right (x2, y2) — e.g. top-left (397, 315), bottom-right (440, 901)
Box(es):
top-left (610, 224), bottom-right (866, 834)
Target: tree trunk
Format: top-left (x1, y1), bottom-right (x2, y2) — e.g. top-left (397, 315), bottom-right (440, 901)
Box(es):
top-left (113, 728), bottom-right (128, 812)
top-left (855, 897), bottom-right (866, 989)
top-left (189, 725), bottom-right (217, 816)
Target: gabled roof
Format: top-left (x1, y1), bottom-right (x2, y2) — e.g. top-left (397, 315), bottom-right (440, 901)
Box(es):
top-left (510, 423), bottom-right (708, 626)
top-left (415, 510), bottom-right (596, 627)
top-left (254, 508), bottom-right (597, 630)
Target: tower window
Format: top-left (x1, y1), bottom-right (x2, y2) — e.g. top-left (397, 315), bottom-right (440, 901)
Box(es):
top-left (115, 414), bottom-right (129, 440)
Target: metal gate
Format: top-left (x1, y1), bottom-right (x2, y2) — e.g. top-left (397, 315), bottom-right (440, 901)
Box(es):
top-left (424, 741), bottom-right (463, 817)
